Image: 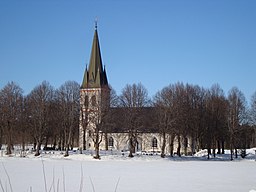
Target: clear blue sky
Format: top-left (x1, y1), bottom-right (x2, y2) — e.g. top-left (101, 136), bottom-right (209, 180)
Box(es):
top-left (1, 0), bottom-right (256, 102)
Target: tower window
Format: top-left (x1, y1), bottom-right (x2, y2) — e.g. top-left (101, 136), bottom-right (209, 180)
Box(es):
top-left (152, 137), bottom-right (158, 148)
top-left (84, 96), bottom-right (89, 107)
top-left (91, 95), bottom-right (96, 106)
top-left (108, 137), bottom-right (114, 147)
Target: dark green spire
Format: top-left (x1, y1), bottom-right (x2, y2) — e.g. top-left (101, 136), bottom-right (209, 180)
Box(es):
top-left (81, 26), bottom-right (109, 89)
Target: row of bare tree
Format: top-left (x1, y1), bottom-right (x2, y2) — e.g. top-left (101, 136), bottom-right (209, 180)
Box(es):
top-left (154, 83), bottom-right (255, 159)
top-left (1, 81), bottom-right (256, 159)
top-left (0, 81), bottom-right (80, 156)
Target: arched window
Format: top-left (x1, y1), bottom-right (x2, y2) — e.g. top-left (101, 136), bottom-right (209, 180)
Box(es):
top-left (91, 95), bottom-right (96, 107)
top-left (108, 137), bottom-right (114, 147)
top-left (84, 95), bottom-right (89, 107)
top-left (152, 137), bottom-right (158, 148)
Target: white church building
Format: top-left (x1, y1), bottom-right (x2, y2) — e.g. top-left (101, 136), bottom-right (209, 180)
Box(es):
top-left (79, 24), bottom-right (193, 156)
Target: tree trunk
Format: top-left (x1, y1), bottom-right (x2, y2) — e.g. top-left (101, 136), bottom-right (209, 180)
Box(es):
top-left (207, 148), bottom-right (211, 159)
top-left (104, 132), bottom-right (108, 151)
top-left (57, 137), bottom-right (61, 150)
top-left (191, 137), bottom-right (196, 155)
top-left (22, 138), bottom-right (25, 152)
top-left (184, 137), bottom-right (188, 156)
top-left (217, 140), bottom-right (221, 154)
top-left (198, 137), bottom-right (202, 152)
top-left (70, 141), bottom-right (74, 150)
top-left (212, 140), bottom-right (216, 158)
top-left (33, 140), bottom-right (37, 151)
top-left (83, 129), bottom-right (86, 150)
top-left (52, 136), bottom-right (57, 150)
top-left (235, 148), bottom-right (238, 158)
top-left (221, 141), bottom-right (225, 154)
top-left (21, 130), bottom-right (25, 151)
top-left (230, 143), bottom-right (233, 161)
top-left (94, 143), bottom-right (100, 159)
top-left (177, 135), bottom-right (181, 157)
top-left (44, 137), bottom-right (49, 150)
top-left (64, 144), bottom-right (69, 157)
top-left (0, 128), bottom-right (3, 150)
top-left (35, 141), bottom-right (42, 156)
top-left (128, 137), bottom-right (134, 158)
top-left (93, 128), bottom-right (102, 159)
top-left (64, 127), bottom-right (72, 157)
top-left (6, 144), bottom-right (12, 155)
top-left (169, 134), bottom-right (175, 157)
top-left (61, 138), bottom-right (65, 151)
top-left (6, 121), bottom-right (12, 155)
top-left (70, 132), bottom-right (74, 150)
top-left (161, 132), bottom-right (166, 158)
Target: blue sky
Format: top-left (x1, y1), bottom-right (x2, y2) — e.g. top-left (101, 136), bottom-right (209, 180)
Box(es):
top-left (1, 0), bottom-right (256, 102)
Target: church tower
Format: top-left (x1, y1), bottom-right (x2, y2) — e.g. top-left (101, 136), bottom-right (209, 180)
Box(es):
top-left (79, 23), bottom-right (110, 150)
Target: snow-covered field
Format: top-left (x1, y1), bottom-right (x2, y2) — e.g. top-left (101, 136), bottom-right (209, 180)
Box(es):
top-left (0, 149), bottom-right (256, 192)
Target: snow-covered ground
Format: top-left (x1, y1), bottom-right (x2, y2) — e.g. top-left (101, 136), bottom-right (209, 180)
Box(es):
top-left (0, 149), bottom-right (256, 192)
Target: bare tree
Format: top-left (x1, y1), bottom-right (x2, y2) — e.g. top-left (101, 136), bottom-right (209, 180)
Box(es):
top-left (46, 97), bottom-right (61, 150)
top-left (0, 82), bottom-right (23, 155)
top-left (203, 85), bottom-right (229, 158)
top-left (250, 92), bottom-right (256, 126)
top-left (228, 87), bottom-right (247, 160)
top-left (119, 83), bottom-right (150, 157)
top-left (19, 97), bottom-right (32, 152)
top-left (103, 86), bottom-right (119, 151)
top-left (185, 85), bottom-right (206, 155)
top-left (249, 92), bottom-right (256, 146)
top-left (90, 109), bottom-right (104, 159)
top-left (0, 125), bottom-right (2, 150)
top-left (172, 82), bottom-right (188, 156)
top-left (93, 88), bottom-right (111, 159)
top-left (79, 81), bottom-right (111, 159)
top-left (0, 90), bottom-right (3, 150)
top-left (154, 85), bottom-right (176, 158)
top-left (27, 81), bottom-right (54, 156)
top-left (57, 81), bottom-right (80, 157)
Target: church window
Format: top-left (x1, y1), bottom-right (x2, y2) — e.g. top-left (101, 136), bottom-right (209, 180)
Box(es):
top-left (91, 95), bottom-right (96, 106)
top-left (108, 137), bottom-right (114, 147)
top-left (152, 137), bottom-right (158, 148)
top-left (84, 96), bottom-right (89, 107)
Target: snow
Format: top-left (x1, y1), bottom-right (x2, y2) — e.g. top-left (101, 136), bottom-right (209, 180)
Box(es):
top-left (0, 149), bottom-right (256, 192)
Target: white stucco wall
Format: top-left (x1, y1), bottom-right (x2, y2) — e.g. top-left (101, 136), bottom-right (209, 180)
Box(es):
top-left (83, 132), bottom-right (193, 155)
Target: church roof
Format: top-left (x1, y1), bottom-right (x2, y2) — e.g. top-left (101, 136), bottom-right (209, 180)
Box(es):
top-left (81, 25), bottom-right (109, 89)
top-left (107, 107), bottom-right (159, 133)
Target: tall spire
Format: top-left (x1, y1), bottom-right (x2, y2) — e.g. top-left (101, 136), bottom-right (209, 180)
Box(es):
top-left (81, 23), bottom-right (109, 89)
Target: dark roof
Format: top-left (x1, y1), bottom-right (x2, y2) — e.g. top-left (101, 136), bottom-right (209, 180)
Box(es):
top-left (81, 29), bottom-right (109, 89)
top-left (106, 107), bottom-right (159, 133)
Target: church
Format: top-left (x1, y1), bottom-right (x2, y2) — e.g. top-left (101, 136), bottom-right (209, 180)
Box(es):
top-left (78, 24), bottom-right (193, 156)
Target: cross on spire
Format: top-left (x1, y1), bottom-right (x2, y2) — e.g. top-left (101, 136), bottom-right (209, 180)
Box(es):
top-left (95, 17), bottom-right (98, 30)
